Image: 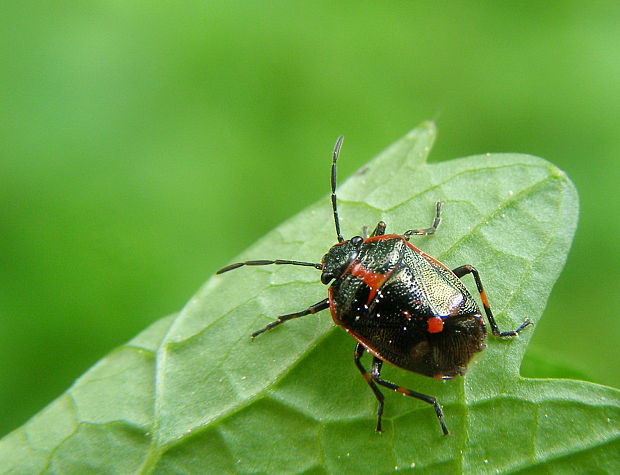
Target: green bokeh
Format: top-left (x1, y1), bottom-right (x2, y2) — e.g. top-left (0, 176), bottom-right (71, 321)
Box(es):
top-left (1, 1), bottom-right (619, 438)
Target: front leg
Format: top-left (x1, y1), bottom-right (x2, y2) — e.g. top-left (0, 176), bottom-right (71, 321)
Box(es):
top-left (404, 201), bottom-right (443, 239)
top-left (370, 221), bottom-right (386, 237)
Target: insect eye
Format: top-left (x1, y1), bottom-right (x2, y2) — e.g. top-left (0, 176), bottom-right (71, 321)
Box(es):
top-left (321, 271), bottom-right (334, 285)
top-left (351, 236), bottom-right (363, 246)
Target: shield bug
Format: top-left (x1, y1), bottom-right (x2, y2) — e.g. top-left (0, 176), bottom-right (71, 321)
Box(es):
top-left (217, 136), bottom-right (532, 435)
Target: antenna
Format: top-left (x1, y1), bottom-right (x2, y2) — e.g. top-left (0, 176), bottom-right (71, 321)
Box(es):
top-left (331, 136), bottom-right (344, 242)
top-left (217, 259), bottom-right (322, 275)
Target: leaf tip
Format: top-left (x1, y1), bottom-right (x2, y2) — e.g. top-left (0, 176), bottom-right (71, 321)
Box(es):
top-left (405, 120), bottom-right (437, 141)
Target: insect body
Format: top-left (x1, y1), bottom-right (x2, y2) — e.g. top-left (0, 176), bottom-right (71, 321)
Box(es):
top-left (217, 137), bottom-right (532, 435)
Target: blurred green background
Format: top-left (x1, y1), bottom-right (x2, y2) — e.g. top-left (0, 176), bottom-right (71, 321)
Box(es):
top-left (1, 1), bottom-right (619, 438)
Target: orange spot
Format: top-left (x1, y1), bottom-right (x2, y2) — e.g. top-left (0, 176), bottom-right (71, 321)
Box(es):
top-left (427, 316), bottom-right (444, 333)
top-left (402, 311), bottom-right (411, 320)
top-left (480, 290), bottom-right (490, 308)
top-left (397, 387), bottom-right (409, 395)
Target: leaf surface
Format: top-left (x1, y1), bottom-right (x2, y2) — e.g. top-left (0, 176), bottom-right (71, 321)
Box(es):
top-left (2, 123), bottom-right (618, 474)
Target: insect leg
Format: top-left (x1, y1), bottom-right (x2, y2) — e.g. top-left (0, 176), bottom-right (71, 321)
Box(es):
top-left (353, 343), bottom-right (386, 432)
top-left (251, 298), bottom-right (329, 338)
top-left (371, 359), bottom-right (449, 435)
top-left (370, 221), bottom-right (387, 237)
top-left (452, 265), bottom-right (532, 337)
top-left (403, 201), bottom-right (443, 238)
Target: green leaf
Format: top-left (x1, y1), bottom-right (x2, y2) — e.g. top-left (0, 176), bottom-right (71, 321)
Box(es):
top-left (521, 347), bottom-right (593, 382)
top-left (2, 123), bottom-right (618, 474)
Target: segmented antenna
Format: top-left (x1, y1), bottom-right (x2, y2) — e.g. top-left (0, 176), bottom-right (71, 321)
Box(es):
top-left (217, 259), bottom-right (322, 275)
top-left (331, 136), bottom-right (344, 243)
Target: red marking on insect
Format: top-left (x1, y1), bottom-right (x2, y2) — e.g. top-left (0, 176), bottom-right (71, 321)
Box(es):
top-left (348, 261), bottom-right (392, 306)
top-left (402, 310), bottom-right (412, 320)
top-left (364, 233), bottom-right (402, 243)
top-left (427, 316), bottom-right (444, 333)
top-left (327, 286), bottom-right (339, 323)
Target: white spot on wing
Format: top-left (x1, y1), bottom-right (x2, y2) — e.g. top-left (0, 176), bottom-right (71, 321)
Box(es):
top-left (449, 293), bottom-right (464, 312)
